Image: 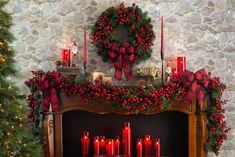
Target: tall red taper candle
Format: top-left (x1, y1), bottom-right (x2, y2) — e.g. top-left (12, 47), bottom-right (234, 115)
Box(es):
top-left (136, 138), bottom-right (143, 157)
top-left (154, 138), bottom-right (160, 157)
top-left (122, 122), bottom-right (132, 157)
top-left (143, 135), bottom-right (152, 157)
top-left (84, 25), bottom-right (87, 74)
top-left (114, 136), bottom-right (120, 155)
top-left (62, 48), bottom-right (71, 67)
top-left (93, 136), bottom-right (99, 155)
top-left (160, 16), bottom-right (164, 60)
top-left (81, 131), bottom-right (90, 157)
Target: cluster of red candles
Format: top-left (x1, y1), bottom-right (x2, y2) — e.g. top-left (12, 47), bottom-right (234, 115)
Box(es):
top-left (136, 136), bottom-right (160, 157)
top-left (161, 17), bottom-right (186, 78)
top-left (81, 122), bottom-right (160, 157)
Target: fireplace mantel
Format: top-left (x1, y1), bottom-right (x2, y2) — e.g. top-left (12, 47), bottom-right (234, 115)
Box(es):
top-left (42, 93), bottom-right (208, 157)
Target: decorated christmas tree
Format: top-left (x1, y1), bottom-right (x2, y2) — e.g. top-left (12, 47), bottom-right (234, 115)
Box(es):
top-left (0, 0), bottom-right (42, 156)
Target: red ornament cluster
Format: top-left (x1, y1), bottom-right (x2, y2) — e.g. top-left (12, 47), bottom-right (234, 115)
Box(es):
top-left (25, 69), bottom-right (230, 155)
top-left (90, 3), bottom-right (155, 80)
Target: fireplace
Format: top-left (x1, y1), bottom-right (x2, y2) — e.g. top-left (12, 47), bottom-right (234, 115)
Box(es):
top-left (42, 93), bottom-right (208, 157)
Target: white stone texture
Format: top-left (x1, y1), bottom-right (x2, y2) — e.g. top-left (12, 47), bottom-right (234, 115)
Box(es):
top-left (4, 0), bottom-right (235, 156)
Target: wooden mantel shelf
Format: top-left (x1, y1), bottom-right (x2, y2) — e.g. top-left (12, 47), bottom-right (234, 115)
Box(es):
top-left (42, 93), bottom-right (208, 157)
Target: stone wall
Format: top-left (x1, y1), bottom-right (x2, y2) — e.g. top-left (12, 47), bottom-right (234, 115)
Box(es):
top-left (5, 0), bottom-right (235, 156)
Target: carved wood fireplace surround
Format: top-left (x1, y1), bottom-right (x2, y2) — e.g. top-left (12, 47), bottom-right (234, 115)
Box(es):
top-left (42, 93), bottom-right (208, 157)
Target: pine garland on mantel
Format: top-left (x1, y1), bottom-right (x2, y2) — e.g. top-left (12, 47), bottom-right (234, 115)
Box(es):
top-left (25, 69), bottom-right (230, 155)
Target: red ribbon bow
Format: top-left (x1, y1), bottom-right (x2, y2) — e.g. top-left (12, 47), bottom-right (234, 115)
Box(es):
top-left (39, 71), bottom-right (62, 112)
top-left (181, 69), bottom-right (209, 105)
top-left (109, 42), bottom-right (135, 80)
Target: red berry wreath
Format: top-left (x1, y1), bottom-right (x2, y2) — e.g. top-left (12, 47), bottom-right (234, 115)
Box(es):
top-left (91, 2), bottom-right (155, 80)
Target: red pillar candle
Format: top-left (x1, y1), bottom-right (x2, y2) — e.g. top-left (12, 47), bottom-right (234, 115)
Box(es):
top-left (122, 122), bottom-right (132, 157)
top-left (177, 55), bottom-right (186, 77)
top-left (99, 136), bottom-right (106, 155)
top-left (154, 139), bottom-right (160, 157)
top-left (136, 138), bottom-right (143, 157)
top-left (143, 135), bottom-right (152, 157)
top-left (171, 68), bottom-right (177, 78)
top-left (93, 136), bottom-right (99, 155)
top-left (81, 131), bottom-right (90, 157)
top-left (106, 139), bottom-right (115, 155)
top-left (114, 136), bottom-right (120, 155)
top-left (160, 16), bottom-right (164, 60)
top-left (62, 48), bottom-right (71, 67)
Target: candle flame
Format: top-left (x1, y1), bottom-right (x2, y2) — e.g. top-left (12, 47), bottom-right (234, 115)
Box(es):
top-left (95, 139), bottom-right (99, 142)
top-left (156, 141), bottom-right (159, 145)
top-left (138, 142), bottom-right (141, 145)
top-left (84, 136), bottom-right (87, 139)
top-left (108, 141), bottom-right (112, 145)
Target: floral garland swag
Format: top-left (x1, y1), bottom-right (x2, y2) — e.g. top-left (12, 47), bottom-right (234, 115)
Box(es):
top-left (25, 69), bottom-right (230, 155)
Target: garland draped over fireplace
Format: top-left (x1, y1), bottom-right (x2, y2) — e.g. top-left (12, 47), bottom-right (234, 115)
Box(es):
top-left (25, 69), bottom-right (230, 155)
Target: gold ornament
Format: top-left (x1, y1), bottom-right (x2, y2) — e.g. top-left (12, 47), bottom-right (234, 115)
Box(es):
top-left (86, 72), bottom-right (112, 84)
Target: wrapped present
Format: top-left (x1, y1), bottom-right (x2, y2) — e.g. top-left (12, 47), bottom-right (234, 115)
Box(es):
top-left (86, 72), bottom-right (112, 84)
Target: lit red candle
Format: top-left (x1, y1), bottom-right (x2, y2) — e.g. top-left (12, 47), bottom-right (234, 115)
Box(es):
top-left (93, 136), bottom-right (99, 155)
top-left (171, 68), bottom-right (177, 78)
top-left (62, 48), bottom-right (71, 67)
top-left (122, 122), bottom-right (132, 157)
top-left (177, 55), bottom-right (186, 77)
top-left (99, 136), bottom-right (106, 155)
top-left (114, 136), bottom-right (120, 155)
top-left (160, 16), bottom-right (164, 60)
top-left (81, 131), bottom-right (90, 157)
top-left (143, 135), bottom-right (152, 157)
top-left (154, 138), bottom-right (160, 157)
top-left (106, 139), bottom-right (115, 155)
top-left (136, 138), bottom-right (143, 157)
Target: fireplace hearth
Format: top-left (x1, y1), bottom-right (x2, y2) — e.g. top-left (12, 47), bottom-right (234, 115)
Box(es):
top-left (63, 110), bottom-right (188, 157)
top-left (42, 93), bottom-right (208, 157)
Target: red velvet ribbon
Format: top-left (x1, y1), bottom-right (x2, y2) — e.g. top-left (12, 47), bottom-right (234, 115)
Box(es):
top-left (39, 71), bottom-right (61, 112)
top-left (109, 42), bottom-right (135, 80)
top-left (181, 69), bottom-right (209, 105)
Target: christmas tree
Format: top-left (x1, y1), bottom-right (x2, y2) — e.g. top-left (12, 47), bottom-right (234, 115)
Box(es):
top-left (0, 0), bottom-right (42, 156)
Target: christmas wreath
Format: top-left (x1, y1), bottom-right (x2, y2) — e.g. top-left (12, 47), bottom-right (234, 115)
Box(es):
top-left (90, 3), bottom-right (155, 80)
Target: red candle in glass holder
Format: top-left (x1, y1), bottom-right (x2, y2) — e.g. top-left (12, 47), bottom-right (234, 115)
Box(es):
top-left (154, 138), bottom-right (160, 157)
top-left (81, 131), bottom-right (90, 157)
top-left (93, 136), bottom-right (99, 155)
top-left (122, 122), bottom-right (132, 157)
top-left (143, 135), bottom-right (152, 157)
top-left (106, 139), bottom-right (115, 155)
top-left (136, 138), bottom-right (143, 157)
top-left (114, 136), bottom-right (120, 155)
top-left (62, 48), bottom-right (71, 67)
top-left (99, 136), bottom-right (106, 155)
top-left (177, 56), bottom-right (186, 77)
top-left (171, 68), bottom-right (177, 78)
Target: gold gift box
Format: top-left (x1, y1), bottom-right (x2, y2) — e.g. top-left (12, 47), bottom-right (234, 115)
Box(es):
top-left (87, 72), bottom-right (112, 84)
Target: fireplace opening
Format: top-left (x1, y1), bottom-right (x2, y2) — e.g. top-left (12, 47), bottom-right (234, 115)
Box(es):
top-left (62, 110), bottom-right (188, 157)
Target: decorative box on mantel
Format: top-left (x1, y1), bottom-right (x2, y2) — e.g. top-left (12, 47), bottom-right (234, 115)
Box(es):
top-left (42, 92), bottom-right (208, 157)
